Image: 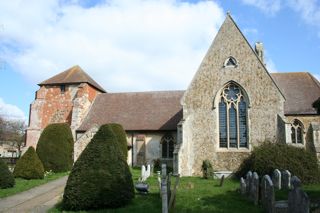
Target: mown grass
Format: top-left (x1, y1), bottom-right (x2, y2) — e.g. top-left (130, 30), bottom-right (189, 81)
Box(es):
top-left (49, 169), bottom-right (264, 213)
top-left (0, 171), bottom-right (69, 198)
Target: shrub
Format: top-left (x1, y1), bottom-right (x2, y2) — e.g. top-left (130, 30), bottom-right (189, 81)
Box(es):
top-left (14, 146), bottom-right (44, 179)
top-left (236, 142), bottom-right (320, 184)
top-left (0, 158), bottom-right (15, 188)
top-left (201, 160), bottom-right (213, 179)
top-left (62, 124), bottom-right (134, 211)
top-left (36, 123), bottom-right (74, 172)
top-left (109, 123), bottom-right (128, 160)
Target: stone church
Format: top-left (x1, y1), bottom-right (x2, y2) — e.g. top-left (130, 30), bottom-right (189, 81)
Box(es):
top-left (25, 14), bottom-right (320, 176)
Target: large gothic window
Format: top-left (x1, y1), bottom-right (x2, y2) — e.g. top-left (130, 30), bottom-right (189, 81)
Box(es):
top-left (161, 135), bottom-right (174, 158)
top-left (218, 82), bottom-right (248, 148)
top-left (291, 119), bottom-right (303, 144)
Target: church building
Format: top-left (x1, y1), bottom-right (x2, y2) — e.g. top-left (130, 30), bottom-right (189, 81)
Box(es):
top-left (25, 14), bottom-right (320, 176)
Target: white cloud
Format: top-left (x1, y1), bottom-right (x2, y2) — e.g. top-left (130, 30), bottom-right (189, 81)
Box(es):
top-left (0, 98), bottom-right (26, 121)
top-left (0, 0), bottom-right (225, 92)
top-left (241, 0), bottom-right (282, 15)
top-left (287, 0), bottom-right (320, 27)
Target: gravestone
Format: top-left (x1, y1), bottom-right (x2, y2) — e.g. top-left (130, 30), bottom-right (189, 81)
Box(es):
top-left (262, 175), bottom-right (275, 213)
top-left (161, 164), bottom-right (168, 213)
top-left (288, 176), bottom-right (310, 213)
top-left (251, 172), bottom-right (259, 205)
top-left (246, 171), bottom-right (252, 195)
top-left (272, 169), bottom-right (281, 190)
top-left (281, 170), bottom-right (291, 190)
top-left (146, 164), bottom-right (151, 179)
top-left (141, 165), bottom-right (147, 181)
top-left (219, 175), bottom-right (225, 187)
top-left (240, 177), bottom-right (246, 195)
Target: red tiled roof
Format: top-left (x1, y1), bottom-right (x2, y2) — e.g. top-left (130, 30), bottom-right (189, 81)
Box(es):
top-left (77, 91), bottom-right (184, 131)
top-left (271, 72), bottom-right (320, 115)
top-left (39, 65), bottom-right (106, 93)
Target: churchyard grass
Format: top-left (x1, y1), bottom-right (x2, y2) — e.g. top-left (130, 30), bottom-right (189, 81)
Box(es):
top-left (0, 171), bottom-right (69, 198)
top-left (49, 168), bottom-right (264, 213)
top-left (276, 183), bottom-right (320, 202)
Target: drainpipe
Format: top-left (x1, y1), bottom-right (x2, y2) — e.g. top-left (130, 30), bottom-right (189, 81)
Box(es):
top-left (131, 132), bottom-right (134, 167)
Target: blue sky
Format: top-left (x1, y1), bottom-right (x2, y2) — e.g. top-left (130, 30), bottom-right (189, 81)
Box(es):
top-left (0, 0), bottom-right (319, 121)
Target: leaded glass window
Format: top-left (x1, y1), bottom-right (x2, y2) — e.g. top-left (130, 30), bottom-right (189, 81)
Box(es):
top-left (218, 83), bottom-right (248, 148)
top-left (291, 119), bottom-right (303, 144)
top-left (161, 135), bottom-right (174, 158)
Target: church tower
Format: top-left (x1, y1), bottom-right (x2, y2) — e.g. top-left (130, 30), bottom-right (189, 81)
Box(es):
top-left (25, 65), bottom-right (106, 148)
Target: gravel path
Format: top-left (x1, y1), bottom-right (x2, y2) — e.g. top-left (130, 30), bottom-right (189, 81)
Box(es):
top-left (0, 176), bottom-right (68, 213)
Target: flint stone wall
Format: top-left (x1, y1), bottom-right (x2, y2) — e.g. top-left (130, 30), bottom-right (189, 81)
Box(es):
top-left (179, 15), bottom-right (284, 176)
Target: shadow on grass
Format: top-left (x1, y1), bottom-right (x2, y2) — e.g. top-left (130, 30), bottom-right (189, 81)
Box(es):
top-left (173, 189), bottom-right (263, 213)
top-left (50, 192), bottom-right (161, 213)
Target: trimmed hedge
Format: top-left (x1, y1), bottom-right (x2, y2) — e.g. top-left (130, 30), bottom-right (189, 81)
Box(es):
top-left (62, 124), bottom-right (134, 211)
top-left (36, 123), bottom-right (74, 172)
top-left (110, 123), bottom-right (128, 160)
top-left (14, 146), bottom-right (44, 179)
top-left (236, 142), bottom-right (320, 184)
top-left (0, 158), bottom-right (15, 188)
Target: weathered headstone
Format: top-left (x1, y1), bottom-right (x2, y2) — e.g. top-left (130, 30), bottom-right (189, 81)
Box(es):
top-left (251, 172), bottom-right (259, 205)
top-left (161, 164), bottom-right (168, 213)
top-left (219, 175), bottom-right (225, 187)
top-left (272, 169), bottom-right (281, 190)
top-left (261, 175), bottom-right (275, 213)
top-left (246, 171), bottom-right (252, 195)
top-left (141, 165), bottom-right (147, 181)
top-left (240, 177), bottom-right (246, 195)
top-left (281, 170), bottom-right (291, 190)
top-left (146, 164), bottom-right (151, 179)
top-left (288, 176), bottom-right (310, 213)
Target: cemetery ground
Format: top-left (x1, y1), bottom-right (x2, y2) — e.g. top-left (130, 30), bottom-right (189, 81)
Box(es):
top-left (0, 171), bottom-right (68, 198)
top-left (50, 168), bottom-right (264, 213)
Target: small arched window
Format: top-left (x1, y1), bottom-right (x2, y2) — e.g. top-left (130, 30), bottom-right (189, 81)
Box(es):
top-left (291, 119), bottom-right (303, 144)
top-left (161, 135), bottom-right (174, 158)
top-left (218, 82), bottom-right (248, 148)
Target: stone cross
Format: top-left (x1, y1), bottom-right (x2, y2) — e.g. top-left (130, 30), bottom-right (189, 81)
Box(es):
top-left (240, 177), bottom-right (246, 195)
top-left (281, 170), bottom-right (291, 190)
top-left (288, 176), bottom-right (309, 213)
top-left (272, 169), bottom-right (281, 190)
top-left (251, 172), bottom-right (259, 205)
top-left (246, 171), bottom-right (252, 195)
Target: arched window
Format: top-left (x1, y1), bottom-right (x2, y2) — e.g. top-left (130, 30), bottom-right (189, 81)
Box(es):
top-left (291, 119), bottom-right (303, 144)
top-left (218, 82), bottom-right (248, 148)
top-left (161, 135), bottom-right (174, 158)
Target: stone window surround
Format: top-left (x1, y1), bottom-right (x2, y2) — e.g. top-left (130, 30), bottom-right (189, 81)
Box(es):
top-left (223, 56), bottom-right (238, 68)
top-left (213, 81), bottom-right (251, 151)
top-left (290, 119), bottom-right (304, 145)
top-left (160, 134), bottom-right (174, 159)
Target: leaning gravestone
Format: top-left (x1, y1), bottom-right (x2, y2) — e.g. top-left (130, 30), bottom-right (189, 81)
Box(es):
top-left (246, 171), bottom-right (252, 195)
top-left (272, 169), bottom-right (281, 190)
top-left (288, 176), bottom-right (310, 213)
top-left (281, 170), bottom-right (291, 190)
top-left (240, 177), bottom-right (246, 195)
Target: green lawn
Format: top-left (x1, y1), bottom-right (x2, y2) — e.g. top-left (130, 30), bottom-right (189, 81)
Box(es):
top-left (0, 171), bottom-right (69, 198)
top-left (49, 169), bottom-right (264, 213)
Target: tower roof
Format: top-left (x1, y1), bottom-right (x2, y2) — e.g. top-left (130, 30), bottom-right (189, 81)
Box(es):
top-left (38, 65), bottom-right (106, 92)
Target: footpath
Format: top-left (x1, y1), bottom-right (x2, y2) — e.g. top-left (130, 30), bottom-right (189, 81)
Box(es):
top-left (0, 176), bottom-right (68, 213)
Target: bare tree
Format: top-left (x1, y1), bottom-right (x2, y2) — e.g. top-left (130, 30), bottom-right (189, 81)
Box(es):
top-left (0, 116), bottom-right (26, 157)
